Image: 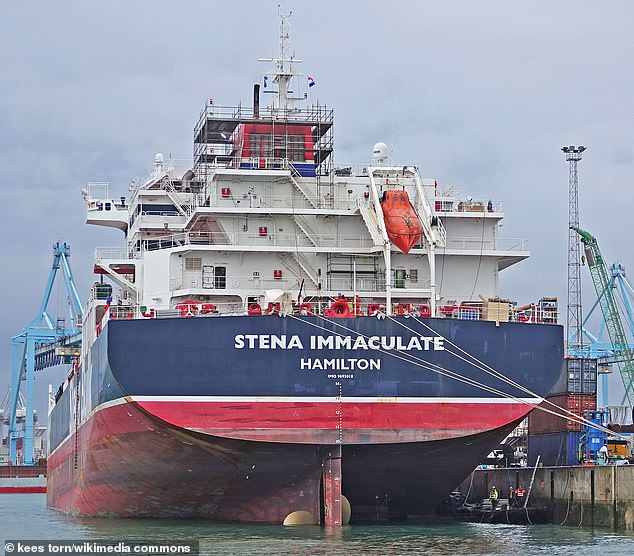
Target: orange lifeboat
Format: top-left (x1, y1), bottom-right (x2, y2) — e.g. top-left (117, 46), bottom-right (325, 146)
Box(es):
top-left (380, 190), bottom-right (423, 254)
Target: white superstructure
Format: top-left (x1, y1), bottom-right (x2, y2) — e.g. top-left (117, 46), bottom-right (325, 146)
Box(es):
top-left (80, 12), bottom-right (531, 351)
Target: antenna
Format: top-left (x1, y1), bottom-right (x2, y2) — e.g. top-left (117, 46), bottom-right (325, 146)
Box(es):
top-left (279, 6), bottom-right (292, 71)
top-left (562, 145), bottom-right (586, 352)
top-left (258, 8), bottom-right (302, 114)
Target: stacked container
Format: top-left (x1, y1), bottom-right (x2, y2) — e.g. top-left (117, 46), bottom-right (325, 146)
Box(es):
top-left (527, 358), bottom-right (598, 466)
top-left (566, 358), bottom-right (597, 395)
top-left (527, 431), bottom-right (583, 466)
top-left (528, 393), bottom-right (597, 434)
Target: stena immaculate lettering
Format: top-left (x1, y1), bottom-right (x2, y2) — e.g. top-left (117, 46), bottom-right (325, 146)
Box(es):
top-left (309, 335), bottom-right (444, 351)
top-left (234, 334), bottom-right (304, 349)
top-left (234, 333), bottom-right (444, 351)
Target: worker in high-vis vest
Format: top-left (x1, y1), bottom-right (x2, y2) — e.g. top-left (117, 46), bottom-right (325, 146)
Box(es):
top-left (489, 485), bottom-right (499, 510)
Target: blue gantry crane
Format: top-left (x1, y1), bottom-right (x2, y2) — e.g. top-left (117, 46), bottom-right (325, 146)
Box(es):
top-left (9, 241), bottom-right (84, 465)
top-left (572, 228), bottom-right (634, 409)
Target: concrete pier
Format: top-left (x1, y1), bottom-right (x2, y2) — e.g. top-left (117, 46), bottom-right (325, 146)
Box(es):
top-left (458, 465), bottom-right (634, 529)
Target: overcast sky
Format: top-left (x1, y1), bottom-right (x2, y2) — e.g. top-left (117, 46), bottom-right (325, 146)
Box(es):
top-left (1, 1), bottom-right (633, 419)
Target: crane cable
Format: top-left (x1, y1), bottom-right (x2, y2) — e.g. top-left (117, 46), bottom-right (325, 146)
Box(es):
top-left (284, 311), bottom-right (628, 439)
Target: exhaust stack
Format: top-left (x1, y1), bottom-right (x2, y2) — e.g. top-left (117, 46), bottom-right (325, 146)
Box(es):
top-left (253, 84), bottom-right (260, 118)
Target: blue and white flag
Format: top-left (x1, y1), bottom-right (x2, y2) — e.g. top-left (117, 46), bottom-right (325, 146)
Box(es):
top-left (307, 76), bottom-right (315, 87)
top-left (263, 75), bottom-right (268, 88)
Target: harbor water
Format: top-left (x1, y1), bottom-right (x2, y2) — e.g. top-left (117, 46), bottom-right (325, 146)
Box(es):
top-left (2, 495), bottom-right (634, 555)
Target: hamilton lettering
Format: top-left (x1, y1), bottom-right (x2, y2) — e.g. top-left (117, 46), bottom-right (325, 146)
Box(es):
top-left (300, 358), bottom-right (381, 370)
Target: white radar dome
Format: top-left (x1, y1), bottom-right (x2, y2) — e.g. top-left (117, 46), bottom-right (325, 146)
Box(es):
top-left (372, 142), bottom-right (389, 163)
top-left (155, 153), bottom-right (164, 164)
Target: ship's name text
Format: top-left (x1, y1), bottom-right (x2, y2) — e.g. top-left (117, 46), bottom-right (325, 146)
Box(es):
top-left (234, 334), bottom-right (444, 351)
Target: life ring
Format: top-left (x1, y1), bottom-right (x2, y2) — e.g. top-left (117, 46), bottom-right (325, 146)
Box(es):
top-left (367, 303), bottom-right (383, 316)
top-left (298, 302), bottom-right (313, 316)
top-left (200, 303), bottom-right (217, 315)
top-left (330, 301), bottom-right (352, 318)
top-left (248, 303), bottom-right (262, 316)
top-left (417, 305), bottom-right (431, 318)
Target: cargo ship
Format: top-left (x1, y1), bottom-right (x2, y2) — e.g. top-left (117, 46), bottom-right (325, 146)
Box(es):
top-left (46, 14), bottom-right (564, 524)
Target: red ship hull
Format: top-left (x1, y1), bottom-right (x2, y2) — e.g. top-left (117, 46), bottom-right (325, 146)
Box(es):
top-left (47, 400), bottom-right (322, 521)
top-left (47, 315), bottom-right (564, 522)
top-left (47, 396), bottom-right (532, 521)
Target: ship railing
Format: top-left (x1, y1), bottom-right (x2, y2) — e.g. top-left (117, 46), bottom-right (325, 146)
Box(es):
top-left (205, 190), bottom-right (316, 210)
top-left (444, 237), bottom-right (528, 252)
top-left (116, 300), bottom-right (559, 325)
top-left (455, 199), bottom-right (501, 213)
top-left (135, 211), bottom-right (185, 222)
top-left (137, 231), bottom-right (378, 252)
top-left (196, 104), bottom-right (334, 124)
top-left (96, 296), bottom-right (559, 324)
top-left (86, 182), bottom-right (111, 199)
top-left (169, 275), bottom-right (302, 292)
top-left (168, 275), bottom-right (432, 298)
top-left (144, 158), bottom-right (193, 181)
top-left (330, 164), bottom-right (369, 178)
top-left (94, 247), bottom-right (131, 260)
top-left (204, 189), bottom-right (359, 211)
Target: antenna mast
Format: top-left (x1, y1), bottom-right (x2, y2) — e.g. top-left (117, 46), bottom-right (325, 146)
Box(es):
top-left (259, 8), bottom-right (302, 114)
top-left (562, 145), bottom-right (586, 353)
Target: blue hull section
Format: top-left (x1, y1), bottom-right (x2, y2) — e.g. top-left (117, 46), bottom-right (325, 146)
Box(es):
top-left (106, 315), bottom-right (563, 399)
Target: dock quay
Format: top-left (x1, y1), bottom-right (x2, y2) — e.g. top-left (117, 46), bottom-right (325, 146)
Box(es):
top-left (457, 465), bottom-right (634, 529)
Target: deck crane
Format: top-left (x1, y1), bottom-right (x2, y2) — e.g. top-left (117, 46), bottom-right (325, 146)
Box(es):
top-left (573, 227), bottom-right (634, 407)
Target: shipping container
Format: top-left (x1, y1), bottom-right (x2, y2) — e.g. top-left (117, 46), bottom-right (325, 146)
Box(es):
top-left (527, 431), bottom-right (583, 467)
top-left (528, 393), bottom-right (597, 434)
top-left (550, 357), bottom-right (597, 395)
top-left (582, 410), bottom-right (608, 461)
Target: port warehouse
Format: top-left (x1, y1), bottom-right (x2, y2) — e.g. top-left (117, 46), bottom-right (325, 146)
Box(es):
top-left (459, 466), bottom-right (634, 529)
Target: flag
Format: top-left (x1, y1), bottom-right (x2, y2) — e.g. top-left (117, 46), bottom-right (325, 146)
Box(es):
top-left (263, 75), bottom-right (268, 88)
top-left (308, 76), bottom-right (315, 87)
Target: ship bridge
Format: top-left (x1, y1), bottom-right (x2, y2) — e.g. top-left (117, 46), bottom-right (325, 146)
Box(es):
top-left (193, 104), bottom-right (334, 179)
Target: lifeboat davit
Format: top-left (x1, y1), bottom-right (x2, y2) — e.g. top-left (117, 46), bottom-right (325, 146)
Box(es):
top-left (380, 190), bottom-right (423, 254)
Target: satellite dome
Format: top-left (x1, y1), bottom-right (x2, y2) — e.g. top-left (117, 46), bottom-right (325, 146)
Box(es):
top-left (372, 142), bottom-right (389, 163)
top-left (155, 153), bottom-right (164, 163)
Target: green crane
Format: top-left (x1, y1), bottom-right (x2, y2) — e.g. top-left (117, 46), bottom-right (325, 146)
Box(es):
top-left (573, 227), bottom-right (634, 407)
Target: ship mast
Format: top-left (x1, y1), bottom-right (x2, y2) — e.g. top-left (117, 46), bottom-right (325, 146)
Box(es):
top-left (258, 8), bottom-right (303, 115)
